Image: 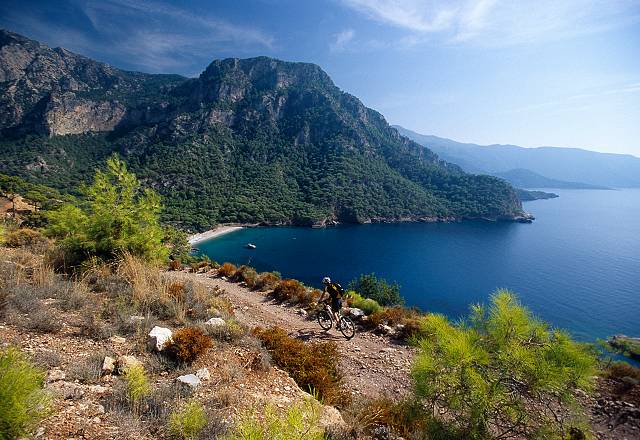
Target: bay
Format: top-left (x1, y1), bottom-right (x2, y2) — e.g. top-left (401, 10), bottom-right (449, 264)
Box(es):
top-left (194, 189), bottom-right (640, 342)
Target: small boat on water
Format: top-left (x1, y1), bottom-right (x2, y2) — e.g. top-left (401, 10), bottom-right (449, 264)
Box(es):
top-left (245, 243), bottom-right (257, 249)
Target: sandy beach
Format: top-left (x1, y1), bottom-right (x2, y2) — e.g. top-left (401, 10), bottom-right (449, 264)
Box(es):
top-left (187, 226), bottom-right (244, 245)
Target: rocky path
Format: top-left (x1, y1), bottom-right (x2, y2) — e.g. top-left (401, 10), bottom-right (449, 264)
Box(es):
top-left (171, 271), bottom-right (416, 400)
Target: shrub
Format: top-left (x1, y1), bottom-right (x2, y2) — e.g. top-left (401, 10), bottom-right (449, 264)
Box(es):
top-left (348, 292), bottom-right (382, 315)
top-left (24, 306), bottom-right (63, 334)
top-left (168, 400), bottom-right (208, 440)
top-left (228, 400), bottom-right (324, 440)
top-left (169, 260), bottom-right (182, 271)
top-left (204, 318), bottom-right (246, 343)
top-left (347, 397), bottom-right (429, 438)
top-left (68, 352), bottom-right (106, 384)
top-left (4, 228), bottom-right (48, 249)
top-left (217, 262), bottom-right (237, 278)
top-left (367, 306), bottom-right (416, 330)
top-left (349, 273), bottom-right (403, 307)
top-left (0, 347), bottom-right (52, 439)
top-left (272, 279), bottom-right (306, 303)
top-left (123, 363), bottom-right (151, 414)
top-left (253, 327), bottom-right (347, 406)
top-left (252, 271), bottom-right (281, 291)
top-left (607, 361), bottom-right (640, 381)
top-left (411, 289), bottom-right (597, 439)
top-left (167, 327), bottom-right (213, 364)
top-left (232, 265), bottom-right (258, 287)
top-left (46, 155), bottom-right (168, 267)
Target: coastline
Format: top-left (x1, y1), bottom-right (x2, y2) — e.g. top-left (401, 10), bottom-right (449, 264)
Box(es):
top-left (188, 226), bottom-right (244, 245)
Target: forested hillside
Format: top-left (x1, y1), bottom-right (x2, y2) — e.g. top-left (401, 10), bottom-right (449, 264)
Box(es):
top-left (0, 29), bottom-right (528, 230)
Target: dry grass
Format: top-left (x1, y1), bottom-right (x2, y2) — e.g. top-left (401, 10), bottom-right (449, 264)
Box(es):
top-left (217, 262), bottom-right (237, 278)
top-left (252, 272), bottom-right (280, 291)
top-left (253, 327), bottom-right (348, 406)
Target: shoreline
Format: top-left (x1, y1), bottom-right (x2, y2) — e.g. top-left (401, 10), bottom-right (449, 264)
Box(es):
top-left (187, 226), bottom-right (244, 245)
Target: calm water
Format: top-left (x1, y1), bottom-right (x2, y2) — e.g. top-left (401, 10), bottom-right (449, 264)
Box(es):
top-left (195, 189), bottom-right (640, 342)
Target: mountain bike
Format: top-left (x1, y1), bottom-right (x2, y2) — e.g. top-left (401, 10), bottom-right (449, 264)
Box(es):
top-left (317, 301), bottom-right (356, 339)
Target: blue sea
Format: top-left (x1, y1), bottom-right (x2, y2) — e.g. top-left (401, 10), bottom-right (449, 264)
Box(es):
top-left (194, 189), bottom-right (640, 343)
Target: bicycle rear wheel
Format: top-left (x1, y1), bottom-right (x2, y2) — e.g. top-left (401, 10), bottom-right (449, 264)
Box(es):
top-left (317, 310), bottom-right (332, 330)
top-left (339, 316), bottom-right (356, 339)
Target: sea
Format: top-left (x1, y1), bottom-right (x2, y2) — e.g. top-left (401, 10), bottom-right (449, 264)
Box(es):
top-left (194, 189), bottom-right (640, 343)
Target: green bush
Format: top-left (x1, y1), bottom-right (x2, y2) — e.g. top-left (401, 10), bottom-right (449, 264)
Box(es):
top-left (46, 155), bottom-right (168, 268)
top-left (124, 363), bottom-right (151, 415)
top-left (168, 400), bottom-right (207, 440)
top-left (349, 273), bottom-right (403, 307)
top-left (348, 291), bottom-right (382, 315)
top-left (0, 347), bottom-right (52, 439)
top-left (228, 400), bottom-right (324, 440)
top-left (411, 289), bottom-right (597, 439)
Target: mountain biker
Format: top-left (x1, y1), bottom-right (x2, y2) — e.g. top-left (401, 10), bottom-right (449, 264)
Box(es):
top-left (321, 276), bottom-right (344, 323)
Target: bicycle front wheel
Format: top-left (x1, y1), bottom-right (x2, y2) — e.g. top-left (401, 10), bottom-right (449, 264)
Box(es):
top-left (339, 316), bottom-right (356, 339)
top-left (317, 310), bottom-right (332, 330)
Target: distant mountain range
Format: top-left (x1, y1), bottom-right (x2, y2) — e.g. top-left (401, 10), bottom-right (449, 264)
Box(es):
top-left (394, 126), bottom-right (640, 188)
top-left (0, 30), bottom-right (528, 230)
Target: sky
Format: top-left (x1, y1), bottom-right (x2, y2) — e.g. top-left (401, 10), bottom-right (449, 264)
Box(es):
top-left (1, 0), bottom-right (639, 155)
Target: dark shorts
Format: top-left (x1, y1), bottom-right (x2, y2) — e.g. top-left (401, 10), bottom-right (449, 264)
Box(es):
top-left (330, 297), bottom-right (342, 312)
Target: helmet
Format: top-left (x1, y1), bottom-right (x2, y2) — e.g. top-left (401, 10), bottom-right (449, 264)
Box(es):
top-left (322, 276), bottom-right (331, 285)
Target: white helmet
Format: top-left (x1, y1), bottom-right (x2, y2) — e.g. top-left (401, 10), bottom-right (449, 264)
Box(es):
top-left (322, 276), bottom-right (331, 284)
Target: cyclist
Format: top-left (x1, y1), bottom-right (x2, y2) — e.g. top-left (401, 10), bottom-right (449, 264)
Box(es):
top-left (321, 276), bottom-right (344, 324)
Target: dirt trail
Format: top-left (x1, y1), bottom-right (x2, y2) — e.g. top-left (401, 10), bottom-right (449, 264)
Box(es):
top-left (171, 271), bottom-right (415, 400)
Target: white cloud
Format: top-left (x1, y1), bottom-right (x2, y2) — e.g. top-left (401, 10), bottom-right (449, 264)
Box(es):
top-left (340, 0), bottom-right (640, 46)
top-left (330, 28), bottom-right (356, 52)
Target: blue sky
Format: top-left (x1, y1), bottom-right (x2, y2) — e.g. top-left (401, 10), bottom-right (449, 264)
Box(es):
top-left (1, 0), bottom-right (639, 155)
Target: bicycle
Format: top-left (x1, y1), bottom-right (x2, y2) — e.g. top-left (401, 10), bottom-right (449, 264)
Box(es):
top-left (317, 301), bottom-right (356, 339)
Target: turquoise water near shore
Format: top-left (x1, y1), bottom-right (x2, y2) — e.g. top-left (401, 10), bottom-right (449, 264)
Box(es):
top-left (194, 189), bottom-right (640, 342)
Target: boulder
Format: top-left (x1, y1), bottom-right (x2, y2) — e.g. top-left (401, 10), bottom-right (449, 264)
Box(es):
top-left (376, 324), bottom-right (393, 335)
top-left (319, 405), bottom-right (348, 431)
top-left (102, 356), bottom-right (116, 375)
top-left (196, 367), bottom-right (211, 381)
top-left (205, 317), bottom-right (225, 327)
top-left (117, 355), bottom-right (142, 374)
top-left (47, 381), bottom-right (84, 400)
top-left (147, 326), bottom-right (172, 351)
top-left (46, 369), bottom-right (66, 383)
top-left (349, 308), bottom-right (365, 318)
top-left (177, 374), bottom-right (201, 389)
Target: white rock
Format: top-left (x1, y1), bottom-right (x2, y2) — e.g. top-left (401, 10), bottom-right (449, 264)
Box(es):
top-left (196, 368), bottom-right (211, 381)
top-left (177, 374), bottom-right (201, 389)
top-left (349, 308), bottom-right (365, 318)
top-left (147, 326), bottom-right (172, 351)
top-left (205, 317), bottom-right (225, 327)
top-left (46, 369), bottom-right (66, 383)
top-left (102, 356), bottom-right (116, 374)
top-left (129, 315), bottom-right (145, 323)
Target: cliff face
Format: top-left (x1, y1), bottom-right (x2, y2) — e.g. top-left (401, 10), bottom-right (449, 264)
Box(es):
top-left (0, 30), bottom-right (526, 229)
top-left (0, 30), bottom-right (184, 137)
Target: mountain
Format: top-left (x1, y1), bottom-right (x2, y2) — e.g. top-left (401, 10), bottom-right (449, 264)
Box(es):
top-left (394, 126), bottom-right (640, 188)
top-left (493, 169), bottom-right (609, 190)
top-left (0, 30), bottom-right (528, 230)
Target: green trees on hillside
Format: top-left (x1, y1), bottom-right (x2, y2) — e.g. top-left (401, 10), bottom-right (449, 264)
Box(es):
top-left (411, 290), bottom-right (596, 439)
top-left (47, 155), bottom-right (168, 266)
